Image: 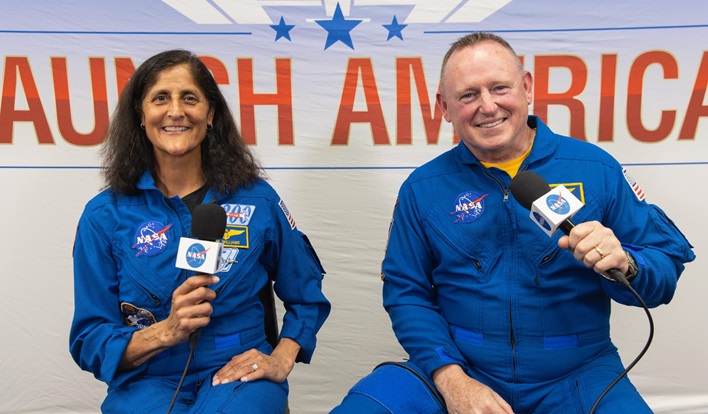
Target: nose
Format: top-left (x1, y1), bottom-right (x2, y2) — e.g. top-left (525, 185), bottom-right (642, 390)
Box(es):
top-left (166, 98), bottom-right (185, 117)
top-left (478, 90), bottom-right (497, 114)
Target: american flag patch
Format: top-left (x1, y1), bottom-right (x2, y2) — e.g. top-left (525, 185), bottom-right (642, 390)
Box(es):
top-left (622, 168), bottom-right (645, 201)
top-left (278, 199), bottom-right (296, 230)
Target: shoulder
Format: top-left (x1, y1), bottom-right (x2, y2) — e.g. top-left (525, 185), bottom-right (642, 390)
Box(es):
top-left (533, 117), bottom-right (619, 168)
top-left (406, 146), bottom-right (461, 185)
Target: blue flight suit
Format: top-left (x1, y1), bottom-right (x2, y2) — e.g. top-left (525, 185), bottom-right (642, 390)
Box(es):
top-left (70, 172), bottom-right (330, 413)
top-left (332, 116), bottom-right (694, 413)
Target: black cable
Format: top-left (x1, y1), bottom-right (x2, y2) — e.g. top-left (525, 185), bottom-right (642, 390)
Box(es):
top-left (166, 331), bottom-right (200, 414)
top-left (374, 361), bottom-right (448, 410)
top-left (589, 282), bottom-right (654, 414)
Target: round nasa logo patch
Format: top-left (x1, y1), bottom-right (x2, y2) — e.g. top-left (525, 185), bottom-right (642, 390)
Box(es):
top-left (185, 242), bottom-right (208, 268)
top-left (132, 221), bottom-right (172, 257)
top-left (545, 194), bottom-right (571, 215)
top-left (451, 191), bottom-right (488, 223)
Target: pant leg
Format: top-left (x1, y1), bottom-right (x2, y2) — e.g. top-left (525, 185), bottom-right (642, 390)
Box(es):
top-left (330, 361), bottom-right (446, 414)
top-left (331, 393), bottom-right (393, 414)
top-left (192, 377), bottom-right (289, 414)
top-left (531, 354), bottom-right (652, 414)
top-left (101, 376), bottom-right (190, 414)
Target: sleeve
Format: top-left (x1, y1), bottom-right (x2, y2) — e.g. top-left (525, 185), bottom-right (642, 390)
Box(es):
top-left (381, 182), bottom-right (468, 377)
top-left (263, 196), bottom-right (331, 363)
top-left (599, 165), bottom-right (695, 307)
top-left (69, 207), bottom-right (137, 384)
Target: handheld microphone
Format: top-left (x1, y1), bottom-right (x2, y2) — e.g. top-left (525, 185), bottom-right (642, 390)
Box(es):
top-left (175, 203), bottom-right (227, 274)
top-left (509, 170), bottom-right (629, 286)
top-left (508, 170), bottom-right (583, 237)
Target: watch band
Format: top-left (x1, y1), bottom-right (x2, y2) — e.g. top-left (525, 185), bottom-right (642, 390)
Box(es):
top-left (624, 250), bottom-right (638, 282)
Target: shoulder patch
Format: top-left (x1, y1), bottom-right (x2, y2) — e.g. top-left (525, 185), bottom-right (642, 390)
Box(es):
top-left (622, 168), bottom-right (645, 201)
top-left (278, 199), bottom-right (296, 230)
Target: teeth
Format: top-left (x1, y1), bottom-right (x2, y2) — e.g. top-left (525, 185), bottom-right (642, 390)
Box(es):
top-left (163, 126), bottom-right (188, 132)
top-left (479, 119), bottom-right (503, 128)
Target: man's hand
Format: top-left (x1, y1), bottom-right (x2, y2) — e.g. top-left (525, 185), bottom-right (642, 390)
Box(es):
top-left (557, 221), bottom-right (629, 276)
top-left (433, 364), bottom-right (514, 414)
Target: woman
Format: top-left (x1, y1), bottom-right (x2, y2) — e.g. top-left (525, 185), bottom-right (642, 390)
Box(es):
top-left (70, 49), bottom-right (330, 413)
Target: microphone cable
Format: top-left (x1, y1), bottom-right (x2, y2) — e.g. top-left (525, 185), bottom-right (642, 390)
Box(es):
top-left (166, 331), bottom-right (200, 414)
top-left (589, 275), bottom-right (654, 414)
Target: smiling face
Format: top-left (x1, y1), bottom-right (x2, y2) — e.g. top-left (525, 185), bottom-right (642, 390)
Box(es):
top-left (140, 64), bottom-right (214, 166)
top-left (437, 40), bottom-right (534, 163)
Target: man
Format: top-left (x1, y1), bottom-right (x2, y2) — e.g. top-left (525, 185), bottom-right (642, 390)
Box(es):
top-left (331, 32), bottom-right (694, 413)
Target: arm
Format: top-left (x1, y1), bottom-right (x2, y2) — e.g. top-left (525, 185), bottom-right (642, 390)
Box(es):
top-left (212, 193), bottom-right (330, 385)
top-left (562, 165), bottom-right (695, 308)
top-left (382, 183), bottom-right (467, 375)
top-left (70, 210), bottom-right (136, 383)
top-left (119, 274), bottom-right (219, 370)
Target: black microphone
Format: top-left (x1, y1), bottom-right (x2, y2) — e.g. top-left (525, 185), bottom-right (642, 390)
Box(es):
top-left (509, 170), bottom-right (629, 286)
top-left (181, 203), bottom-right (227, 347)
top-left (166, 203), bottom-right (227, 414)
top-left (191, 203), bottom-right (227, 241)
top-left (175, 203), bottom-right (227, 274)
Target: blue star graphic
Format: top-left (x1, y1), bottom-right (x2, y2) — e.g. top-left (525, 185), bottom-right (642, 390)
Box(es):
top-left (270, 16), bottom-right (295, 41)
top-left (315, 3), bottom-right (362, 50)
top-left (383, 15), bottom-right (407, 41)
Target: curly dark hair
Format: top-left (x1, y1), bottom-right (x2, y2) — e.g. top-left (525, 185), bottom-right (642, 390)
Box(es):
top-left (100, 49), bottom-right (264, 195)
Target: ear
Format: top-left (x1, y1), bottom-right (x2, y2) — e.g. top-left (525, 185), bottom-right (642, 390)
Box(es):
top-left (436, 91), bottom-right (452, 123)
top-left (523, 71), bottom-right (533, 105)
top-left (208, 107), bottom-right (215, 125)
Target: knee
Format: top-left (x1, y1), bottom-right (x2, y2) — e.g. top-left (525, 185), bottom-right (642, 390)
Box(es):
top-left (331, 362), bottom-right (446, 414)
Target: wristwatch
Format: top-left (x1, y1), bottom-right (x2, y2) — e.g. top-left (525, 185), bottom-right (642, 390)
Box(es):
top-left (624, 250), bottom-right (638, 282)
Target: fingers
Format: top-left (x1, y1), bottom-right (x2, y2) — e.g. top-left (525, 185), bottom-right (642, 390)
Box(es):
top-left (173, 274), bottom-right (220, 299)
top-left (166, 275), bottom-right (220, 340)
top-left (562, 221), bottom-right (625, 273)
top-left (213, 349), bottom-right (266, 386)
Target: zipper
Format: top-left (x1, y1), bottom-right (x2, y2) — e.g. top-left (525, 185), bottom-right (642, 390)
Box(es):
top-left (483, 167), bottom-right (520, 391)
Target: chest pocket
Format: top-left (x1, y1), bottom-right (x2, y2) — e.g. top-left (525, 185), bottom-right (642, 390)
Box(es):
top-left (115, 244), bottom-right (176, 321)
top-left (423, 202), bottom-right (496, 283)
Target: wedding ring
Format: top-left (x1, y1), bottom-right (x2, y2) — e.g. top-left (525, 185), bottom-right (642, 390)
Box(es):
top-left (251, 363), bottom-right (258, 371)
top-left (594, 245), bottom-right (605, 259)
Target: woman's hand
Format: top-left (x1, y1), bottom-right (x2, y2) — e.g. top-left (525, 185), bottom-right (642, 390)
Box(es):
top-left (119, 274), bottom-right (219, 370)
top-left (160, 274), bottom-right (219, 346)
top-left (212, 338), bottom-right (301, 385)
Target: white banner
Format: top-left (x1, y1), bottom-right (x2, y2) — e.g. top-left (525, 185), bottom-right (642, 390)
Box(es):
top-left (1, 1), bottom-right (706, 413)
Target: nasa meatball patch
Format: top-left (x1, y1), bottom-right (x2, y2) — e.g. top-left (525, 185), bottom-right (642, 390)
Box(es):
top-left (451, 191), bottom-right (489, 223)
top-left (132, 221), bottom-right (172, 257)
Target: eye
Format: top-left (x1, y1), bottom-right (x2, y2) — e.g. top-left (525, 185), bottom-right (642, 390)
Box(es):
top-left (152, 94), bottom-right (168, 104)
top-left (459, 91), bottom-right (477, 102)
top-left (183, 94), bottom-right (200, 104)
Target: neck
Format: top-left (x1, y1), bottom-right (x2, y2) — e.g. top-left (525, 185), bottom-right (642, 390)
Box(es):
top-left (153, 156), bottom-right (205, 198)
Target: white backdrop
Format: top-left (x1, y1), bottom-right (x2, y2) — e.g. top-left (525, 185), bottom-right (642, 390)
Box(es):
top-left (1, 1), bottom-right (707, 413)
